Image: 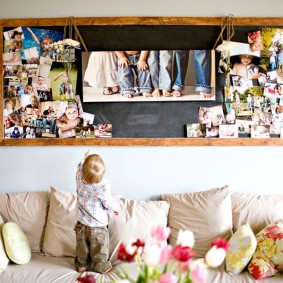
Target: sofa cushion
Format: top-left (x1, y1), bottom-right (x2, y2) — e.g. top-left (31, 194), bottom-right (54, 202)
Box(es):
top-left (0, 191), bottom-right (49, 252)
top-left (0, 215), bottom-right (9, 272)
top-left (160, 186), bottom-right (233, 258)
top-left (2, 222), bottom-right (31, 264)
top-left (231, 192), bottom-right (283, 235)
top-left (42, 186), bottom-right (77, 257)
top-left (248, 220), bottom-right (283, 280)
top-left (225, 223), bottom-right (257, 275)
top-left (108, 198), bottom-right (170, 264)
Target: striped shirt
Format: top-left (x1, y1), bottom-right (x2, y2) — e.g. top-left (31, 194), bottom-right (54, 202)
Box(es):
top-left (76, 162), bottom-right (118, 227)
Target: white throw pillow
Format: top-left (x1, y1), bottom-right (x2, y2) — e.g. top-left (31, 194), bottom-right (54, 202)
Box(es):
top-left (0, 215), bottom-right (9, 272)
top-left (2, 222), bottom-right (31, 264)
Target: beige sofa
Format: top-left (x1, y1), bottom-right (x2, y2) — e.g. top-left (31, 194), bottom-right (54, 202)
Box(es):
top-left (0, 185), bottom-right (283, 283)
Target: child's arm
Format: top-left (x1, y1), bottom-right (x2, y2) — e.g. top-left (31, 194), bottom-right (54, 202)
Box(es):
top-left (26, 28), bottom-right (40, 46)
top-left (115, 51), bottom-right (129, 68)
top-left (137, 51), bottom-right (149, 71)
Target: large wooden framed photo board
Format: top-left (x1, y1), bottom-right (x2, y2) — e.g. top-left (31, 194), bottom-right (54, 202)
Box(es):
top-left (1, 17), bottom-right (283, 146)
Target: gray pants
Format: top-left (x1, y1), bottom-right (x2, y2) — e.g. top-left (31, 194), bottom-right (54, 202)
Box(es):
top-left (74, 221), bottom-right (109, 269)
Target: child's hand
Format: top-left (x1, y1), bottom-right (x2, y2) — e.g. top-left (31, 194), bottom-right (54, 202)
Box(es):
top-left (137, 60), bottom-right (148, 71)
top-left (118, 57), bottom-right (129, 68)
top-left (84, 149), bottom-right (93, 160)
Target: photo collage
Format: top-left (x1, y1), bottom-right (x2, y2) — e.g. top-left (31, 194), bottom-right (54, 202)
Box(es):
top-left (187, 28), bottom-right (283, 138)
top-left (3, 26), bottom-right (112, 139)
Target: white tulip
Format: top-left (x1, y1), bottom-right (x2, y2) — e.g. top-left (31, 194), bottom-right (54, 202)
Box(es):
top-left (177, 230), bottom-right (195, 248)
top-left (205, 246), bottom-right (226, 268)
top-left (143, 244), bottom-right (161, 266)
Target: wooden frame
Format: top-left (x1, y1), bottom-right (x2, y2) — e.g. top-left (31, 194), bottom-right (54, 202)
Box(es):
top-left (2, 16), bottom-right (283, 146)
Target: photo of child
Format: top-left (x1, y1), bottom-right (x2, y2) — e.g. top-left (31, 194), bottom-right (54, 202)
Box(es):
top-left (94, 124), bottom-right (112, 138)
top-left (186, 123), bottom-right (205, 138)
top-left (219, 124), bottom-right (238, 138)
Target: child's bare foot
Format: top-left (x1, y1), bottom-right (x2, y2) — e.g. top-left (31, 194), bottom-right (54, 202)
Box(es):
top-left (152, 88), bottom-right (161, 97)
top-left (162, 90), bottom-right (172, 97)
top-left (103, 87), bottom-right (113, 95)
top-left (126, 94), bottom-right (133, 98)
top-left (171, 90), bottom-right (181, 97)
top-left (77, 266), bottom-right (87, 273)
top-left (143, 92), bottom-right (152, 98)
top-left (200, 92), bottom-right (215, 98)
top-left (111, 86), bottom-right (119, 94)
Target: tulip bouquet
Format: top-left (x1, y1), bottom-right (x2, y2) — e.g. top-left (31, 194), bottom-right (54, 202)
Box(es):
top-left (117, 225), bottom-right (230, 283)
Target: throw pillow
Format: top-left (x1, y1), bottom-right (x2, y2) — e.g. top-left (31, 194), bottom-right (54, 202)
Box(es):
top-left (225, 223), bottom-right (257, 275)
top-left (2, 222), bottom-right (31, 264)
top-left (42, 186), bottom-right (77, 257)
top-left (231, 192), bottom-right (283, 235)
top-left (0, 191), bottom-right (50, 252)
top-left (108, 198), bottom-right (170, 264)
top-left (0, 215), bottom-right (9, 272)
top-left (161, 186), bottom-right (233, 258)
top-left (248, 220), bottom-right (283, 280)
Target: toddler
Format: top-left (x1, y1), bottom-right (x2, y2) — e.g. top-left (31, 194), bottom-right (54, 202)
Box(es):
top-left (20, 84), bottom-right (37, 108)
top-left (4, 100), bottom-right (14, 117)
top-left (75, 150), bottom-right (118, 273)
top-left (230, 54), bottom-right (254, 78)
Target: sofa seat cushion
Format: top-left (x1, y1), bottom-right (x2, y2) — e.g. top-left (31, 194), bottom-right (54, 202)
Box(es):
top-left (0, 215), bottom-right (9, 272)
top-left (0, 191), bottom-right (49, 252)
top-left (2, 222), bottom-right (31, 265)
top-left (161, 186), bottom-right (233, 257)
top-left (248, 220), bottom-right (283, 280)
top-left (225, 223), bottom-right (257, 275)
top-left (231, 192), bottom-right (283, 235)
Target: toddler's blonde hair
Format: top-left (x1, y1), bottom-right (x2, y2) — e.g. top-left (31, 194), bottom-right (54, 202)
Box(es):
top-left (82, 154), bottom-right (105, 184)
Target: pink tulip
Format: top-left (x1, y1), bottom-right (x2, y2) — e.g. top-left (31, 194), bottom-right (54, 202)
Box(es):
top-left (160, 245), bottom-right (173, 264)
top-left (159, 273), bottom-right (178, 283)
top-left (190, 259), bottom-right (208, 283)
top-left (210, 238), bottom-right (230, 251)
top-left (151, 225), bottom-right (171, 242)
top-left (173, 245), bottom-right (195, 262)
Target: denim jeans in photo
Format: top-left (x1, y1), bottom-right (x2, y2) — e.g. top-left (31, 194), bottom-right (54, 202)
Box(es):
top-left (147, 50), bottom-right (173, 91)
top-left (118, 53), bottom-right (152, 95)
top-left (172, 50), bottom-right (212, 93)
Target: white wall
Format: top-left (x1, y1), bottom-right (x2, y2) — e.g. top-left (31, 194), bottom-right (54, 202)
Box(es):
top-left (1, 1), bottom-right (282, 199)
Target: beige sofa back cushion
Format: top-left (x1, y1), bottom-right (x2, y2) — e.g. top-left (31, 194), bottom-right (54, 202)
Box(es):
top-left (231, 192), bottom-right (283, 235)
top-left (109, 198), bottom-right (169, 264)
top-left (0, 191), bottom-right (49, 252)
top-left (161, 186), bottom-right (233, 258)
top-left (42, 187), bottom-right (169, 264)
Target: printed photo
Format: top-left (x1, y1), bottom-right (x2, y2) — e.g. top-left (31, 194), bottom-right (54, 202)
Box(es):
top-left (186, 123), bottom-right (206, 138)
top-left (76, 126), bottom-right (94, 138)
top-left (3, 52), bottom-right (22, 65)
top-left (4, 27), bottom-right (25, 42)
top-left (38, 90), bottom-right (53, 102)
top-left (94, 124), bottom-right (112, 138)
top-left (236, 119), bottom-right (254, 135)
top-left (263, 82), bottom-right (283, 97)
top-left (198, 105), bottom-right (225, 128)
top-left (82, 50), bottom-right (216, 102)
top-left (247, 31), bottom-right (264, 52)
top-left (24, 47), bottom-right (39, 64)
top-left (82, 112), bottom-right (95, 127)
top-left (251, 125), bottom-right (270, 138)
top-left (219, 124), bottom-right (238, 138)
top-left (38, 56), bottom-right (53, 78)
top-left (5, 126), bottom-right (23, 139)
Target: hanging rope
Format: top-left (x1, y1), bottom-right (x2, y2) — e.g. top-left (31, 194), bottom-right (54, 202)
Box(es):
top-left (213, 14), bottom-right (234, 50)
top-left (64, 16), bottom-right (88, 52)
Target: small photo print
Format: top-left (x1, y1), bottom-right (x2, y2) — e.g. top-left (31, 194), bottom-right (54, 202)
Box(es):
top-left (23, 126), bottom-right (37, 138)
top-left (24, 47), bottom-right (40, 64)
top-left (266, 70), bottom-right (278, 83)
top-left (38, 90), bottom-right (53, 102)
top-left (5, 126), bottom-right (23, 139)
top-left (4, 27), bottom-right (24, 41)
top-left (226, 108), bottom-right (236, 124)
top-left (76, 126), bottom-right (95, 138)
top-left (186, 123), bottom-right (206, 138)
top-left (247, 31), bottom-right (264, 52)
top-left (236, 119), bottom-right (254, 134)
top-left (263, 82), bottom-right (283, 97)
top-left (3, 52), bottom-right (22, 65)
top-left (206, 126), bottom-right (219, 138)
top-left (4, 39), bottom-right (22, 53)
top-left (231, 75), bottom-right (253, 88)
top-left (219, 124), bottom-right (238, 138)
top-left (82, 112), bottom-right (95, 127)
top-left (32, 76), bottom-right (51, 92)
top-left (251, 125), bottom-right (270, 138)
top-left (94, 124), bottom-right (112, 138)
top-left (38, 56), bottom-right (53, 78)
top-left (198, 105), bottom-right (225, 128)
top-left (247, 65), bottom-right (267, 80)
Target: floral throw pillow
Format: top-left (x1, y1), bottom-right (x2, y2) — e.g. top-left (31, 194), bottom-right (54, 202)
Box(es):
top-left (225, 223), bottom-right (257, 275)
top-left (248, 220), bottom-right (283, 280)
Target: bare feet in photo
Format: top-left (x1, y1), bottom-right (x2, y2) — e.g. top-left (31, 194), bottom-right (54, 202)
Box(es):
top-left (127, 94), bottom-right (133, 98)
top-left (111, 86), bottom-right (119, 94)
top-left (162, 90), bottom-right (172, 97)
top-left (142, 92), bottom-right (152, 98)
top-left (200, 92), bottom-right (215, 98)
top-left (171, 90), bottom-right (181, 97)
top-left (152, 88), bottom-right (161, 97)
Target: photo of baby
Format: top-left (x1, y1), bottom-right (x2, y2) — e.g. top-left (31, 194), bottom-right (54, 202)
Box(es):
top-left (186, 123), bottom-right (206, 138)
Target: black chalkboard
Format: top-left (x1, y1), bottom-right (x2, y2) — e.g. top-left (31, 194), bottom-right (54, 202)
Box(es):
top-left (76, 25), bottom-right (262, 137)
